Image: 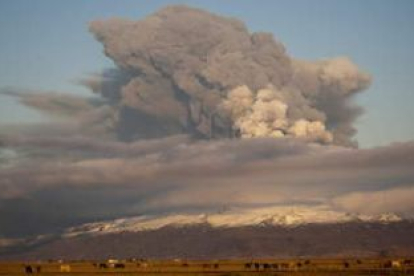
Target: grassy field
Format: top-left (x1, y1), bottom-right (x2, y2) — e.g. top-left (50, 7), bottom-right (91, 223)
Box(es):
top-left (1, 258), bottom-right (414, 275)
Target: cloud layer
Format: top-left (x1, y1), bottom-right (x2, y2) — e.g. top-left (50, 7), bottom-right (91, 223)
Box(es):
top-left (1, 134), bottom-right (414, 238)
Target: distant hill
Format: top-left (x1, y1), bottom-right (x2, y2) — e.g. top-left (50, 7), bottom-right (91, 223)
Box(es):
top-left (2, 221), bottom-right (414, 260)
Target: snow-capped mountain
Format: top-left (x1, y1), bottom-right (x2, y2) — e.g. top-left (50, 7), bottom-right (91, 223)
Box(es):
top-left (64, 205), bottom-right (403, 237)
top-left (1, 206), bottom-right (412, 260)
top-left (1, 205), bottom-right (409, 260)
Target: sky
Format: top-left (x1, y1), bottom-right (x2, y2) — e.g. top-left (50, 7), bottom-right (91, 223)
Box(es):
top-left (0, 0), bottom-right (414, 147)
top-left (0, 0), bottom-right (414, 247)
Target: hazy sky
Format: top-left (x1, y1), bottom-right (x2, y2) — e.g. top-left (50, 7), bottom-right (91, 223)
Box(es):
top-left (1, 0), bottom-right (414, 147)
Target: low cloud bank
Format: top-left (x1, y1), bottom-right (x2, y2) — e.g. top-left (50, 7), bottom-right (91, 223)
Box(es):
top-left (1, 135), bottom-right (413, 238)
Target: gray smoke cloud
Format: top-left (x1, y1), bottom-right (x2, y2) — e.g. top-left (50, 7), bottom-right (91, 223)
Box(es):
top-left (0, 88), bottom-right (116, 138)
top-left (84, 5), bottom-right (370, 146)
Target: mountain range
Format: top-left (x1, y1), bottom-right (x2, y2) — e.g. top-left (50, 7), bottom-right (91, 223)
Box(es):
top-left (1, 205), bottom-right (413, 260)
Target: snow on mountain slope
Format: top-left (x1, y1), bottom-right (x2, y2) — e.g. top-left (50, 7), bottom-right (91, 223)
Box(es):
top-left (64, 205), bottom-right (403, 237)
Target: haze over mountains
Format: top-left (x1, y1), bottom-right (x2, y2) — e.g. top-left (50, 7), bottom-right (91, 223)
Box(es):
top-left (0, 5), bottom-right (414, 259)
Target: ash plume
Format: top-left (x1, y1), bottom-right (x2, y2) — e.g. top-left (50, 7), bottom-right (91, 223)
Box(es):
top-left (1, 5), bottom-right (394, 245)
top-left (84, 5), bottom-right (371, 146)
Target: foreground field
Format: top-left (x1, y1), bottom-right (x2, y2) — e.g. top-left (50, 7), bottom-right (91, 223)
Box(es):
top-left (1, 258), bottom-right (414, 275)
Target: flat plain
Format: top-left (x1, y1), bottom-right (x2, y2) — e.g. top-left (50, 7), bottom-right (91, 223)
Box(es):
top-left (1, 258), bottom-right (414, 275)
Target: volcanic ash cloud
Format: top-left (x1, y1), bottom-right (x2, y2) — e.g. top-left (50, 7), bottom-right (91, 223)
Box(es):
top-left (86, 5), bottom-right (371, 146)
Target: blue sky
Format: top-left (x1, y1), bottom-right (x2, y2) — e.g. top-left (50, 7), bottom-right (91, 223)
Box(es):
top-left (0, 0), bottom-right (413, 147)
